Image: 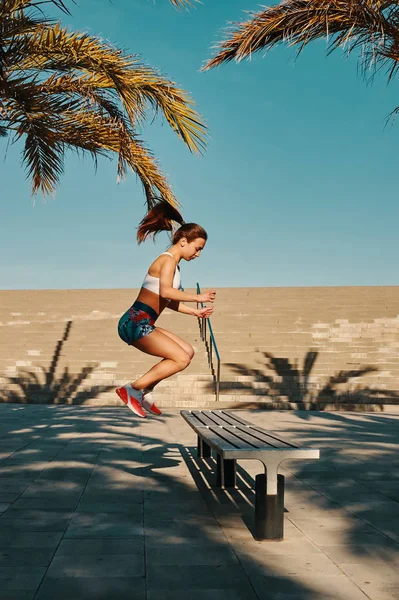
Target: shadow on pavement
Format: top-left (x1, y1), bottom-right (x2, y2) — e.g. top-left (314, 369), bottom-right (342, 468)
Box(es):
top-left (3, 406), bottom-right (393, 599)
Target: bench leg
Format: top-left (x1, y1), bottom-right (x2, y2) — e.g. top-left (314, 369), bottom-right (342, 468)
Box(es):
top-left (254, 473), bottom-right (285, 541)
top-left (216, 455), bottom-right (236, 488)
top-left (197, 436), bottom-right (211, 459)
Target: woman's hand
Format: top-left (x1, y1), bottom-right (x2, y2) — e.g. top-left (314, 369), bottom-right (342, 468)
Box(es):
top-left (198, 289), bottom-right (216, 303)
top-left (197, 306), bottom-right (214, 319)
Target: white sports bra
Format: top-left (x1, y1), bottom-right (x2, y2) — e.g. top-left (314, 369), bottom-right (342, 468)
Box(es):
top-left (142, 252), bottom-right (182, 298)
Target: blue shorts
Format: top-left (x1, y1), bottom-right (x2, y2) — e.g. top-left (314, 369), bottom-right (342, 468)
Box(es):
top-left (118, 301), bottom-right (158, 345)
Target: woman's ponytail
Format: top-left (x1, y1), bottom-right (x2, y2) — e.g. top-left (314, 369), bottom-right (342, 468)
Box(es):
top-left (137, 200), bottom-right (185, 244)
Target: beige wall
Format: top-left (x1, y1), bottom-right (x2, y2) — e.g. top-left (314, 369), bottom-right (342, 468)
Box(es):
top-left (0, 287), bottom-right (398, 409)
top-left (211, 287), bottom-right (399, 409)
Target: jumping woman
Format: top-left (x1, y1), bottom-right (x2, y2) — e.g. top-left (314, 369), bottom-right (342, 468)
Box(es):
top-left (116, 201), bottom-right (216, 417)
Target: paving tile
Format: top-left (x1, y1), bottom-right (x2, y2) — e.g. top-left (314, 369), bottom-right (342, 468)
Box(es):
top-left (76, 501), bottom-right (141, 515)
top-left (319, 542), bottom-right (399, 565)
top-left (0, 566), bottom-right (47, 590)
top-left (0, 531), bottom-right (63, 548)
top-left (0, 547), bottom-right (55, 567)
top-left (45, 554), bottom-right (144, 578)
top-left (0, 493), bottom-right (21, 503)
top-left (147, 590), bottom-right (258, 600)
top-left (35, 576), bottom-right (145, 600)
top-left (0, 480), bottom-right (33, 492)
top-left (0, 591), bottom-right (36, 600)
top-left (241, 552), bottom-right (344, 578)
top-left (55, 537), bottom-right (144, 556)
top-left (3, 509), bottom-right (73, 520)
top-left (287, 515), bottom-right (362, 532)
top-left (0, 517), bottom-right (70, 532)
top-left (146, 564), bottom-right (255, 592)
top-left (146, 543), bottom-right (239, 566)
top-left (11, 495), bottom-right (81, 510)
top-left (144, 521), bottom-right (225, 546)
top-left (303, 527), bottom-right (394, 546)
top-left (340, 561), bottom-right (399, 585)
top-left (79, 490), bottom-right (143, 504)
top-left (248, 573), bottom-right (370, 600)
top-left (0, 502), bottom-right (11, 514)
top-left (22, 482), bottom-right (85, 495)
top-left (65, 513), bottom-right (144, 538)
top-left (353, 582), bottom-right (399, 600)
top-left (233, 537), bottom-right (320, 558)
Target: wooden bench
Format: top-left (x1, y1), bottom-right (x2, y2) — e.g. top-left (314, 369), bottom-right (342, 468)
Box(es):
top-left (181, 409), bottom-right (320, 541)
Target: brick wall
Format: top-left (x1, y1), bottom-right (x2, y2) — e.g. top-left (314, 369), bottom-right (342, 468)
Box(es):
top-left (211, 287), bottom-right (399, 410)
top-left (0, 287), bottom-right (398, 410)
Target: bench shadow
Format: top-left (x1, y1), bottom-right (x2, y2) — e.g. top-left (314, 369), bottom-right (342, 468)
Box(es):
top-left (180, 445), bottom-right (289, 541)
top-left (238, 408), bottom-right (399, 559)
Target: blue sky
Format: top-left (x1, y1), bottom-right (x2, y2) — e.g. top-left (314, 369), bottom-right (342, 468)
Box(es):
top-left (1, 0), bottom-right (398, 290)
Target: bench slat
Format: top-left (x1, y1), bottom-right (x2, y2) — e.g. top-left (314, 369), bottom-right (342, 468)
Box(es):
top-left (215, 411), bottom-right (253, 427)
top-left (233, 425), bottom-right (297, 449)
top-left (184, 411), bottom-right (297, 449)
top-left (222, 426), bottom-right (286, 449)
top-left (194, 412), bottom-right (223, 428)
top-left (195, 411), bottom-right (235, 427)
top-left (206, 427), bottom-right (257, 451)
top-left (185, 411), bottom-right (220, 428)
top-left (183, 412), bottom-right (210, 429)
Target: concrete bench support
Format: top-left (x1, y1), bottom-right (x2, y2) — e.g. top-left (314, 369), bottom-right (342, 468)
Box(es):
top-left (197, 436), bottom-right (211, 459)
top-left (255, 473), bottom-right (285, 541)
top-left (182, 410), bottom-right (320, 541)
top-left (216, 454), bottom-right (236, 488)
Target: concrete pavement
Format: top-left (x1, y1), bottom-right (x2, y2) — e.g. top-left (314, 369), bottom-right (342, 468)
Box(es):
top-left (0, 405), bottom-right (398, 599)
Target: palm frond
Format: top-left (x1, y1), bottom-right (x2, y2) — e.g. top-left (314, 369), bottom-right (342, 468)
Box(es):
top-left (204, 0), bottom-right (395, 70)
top-left (23, 127), bottom-right (64, 195)
top-left (168, 0), bottom-right (197, 9)
top-left (1, 2), bottom-right (205, 201)
top-left (55, 111), bottom-right (177, 208)
top-left (12, 23), bottom-right (207, 153)
top-left (0, 0), bottom-right (72, 17)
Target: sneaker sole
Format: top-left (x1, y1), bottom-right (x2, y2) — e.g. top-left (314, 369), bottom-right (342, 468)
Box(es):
top-left (116, 388), bottom-right (146, 418)
top-left (142, 398), bottom-right (162, 415)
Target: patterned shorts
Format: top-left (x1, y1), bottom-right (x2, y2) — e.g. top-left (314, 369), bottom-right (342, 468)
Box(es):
top-left (118, 301), bottom-right (158, 345)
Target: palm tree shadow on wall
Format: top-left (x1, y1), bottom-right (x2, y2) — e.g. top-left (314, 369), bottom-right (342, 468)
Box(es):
top-left (217, 350), bottom-right (399, 411)
top-left (0, 320), bottom-right (114, 405)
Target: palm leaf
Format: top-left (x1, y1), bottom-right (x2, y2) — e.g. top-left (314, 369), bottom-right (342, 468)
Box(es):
top-left (168, 0), bottom-right (197, 8)
top-left (12, 23), bottom-right (207, 153)
top-left (55, 110), bottom-right (177, 208)
top-left (203, 0), bottom-right (394, 70)
top-left (0, 0), bottom-right (72, 16)
top-left (1, 2), bottom-right (206, 200)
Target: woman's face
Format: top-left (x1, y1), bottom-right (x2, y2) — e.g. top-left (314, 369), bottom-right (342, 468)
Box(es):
top-left (181, 237), bottom-right (206, 261)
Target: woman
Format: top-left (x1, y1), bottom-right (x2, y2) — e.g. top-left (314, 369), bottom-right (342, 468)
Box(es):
top-left (116, 201), bottom-right (216, 417)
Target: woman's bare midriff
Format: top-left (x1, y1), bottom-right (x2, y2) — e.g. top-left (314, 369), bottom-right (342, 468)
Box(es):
top-left (135, 287), bottom-right (169, 317)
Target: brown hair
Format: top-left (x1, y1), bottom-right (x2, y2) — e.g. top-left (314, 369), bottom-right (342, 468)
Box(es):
top-left (172, 223), bottom-right (207, 245)
top-left (137, 200), bottom-right (207, 245)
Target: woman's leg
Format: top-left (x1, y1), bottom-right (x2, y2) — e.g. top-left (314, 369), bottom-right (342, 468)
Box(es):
top-left (141, 326), bottom-right (195, 390)
top-left (132, 329), bottom-right (192, 391)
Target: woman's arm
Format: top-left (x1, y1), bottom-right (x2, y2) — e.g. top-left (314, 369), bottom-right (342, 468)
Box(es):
top-left (168, 301), bottom-right (198, 316)
top-left (159, 258), bottom-right (216, 303)
top-left (168, 301), bottom-right (214, 318)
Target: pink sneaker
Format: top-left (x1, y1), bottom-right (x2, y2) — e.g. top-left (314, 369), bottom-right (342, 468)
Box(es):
top-left (116, 385), bottom-right (146, 418)
top-left (142, 390), bottom-right (162, 416)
